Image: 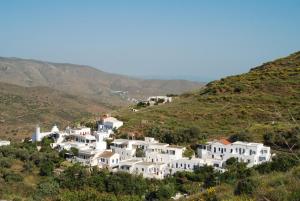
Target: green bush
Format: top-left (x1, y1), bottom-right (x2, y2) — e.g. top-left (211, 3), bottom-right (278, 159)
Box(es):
top-left (0, 157), bottom-right (13, 168)
top-left (39, 159), bottom-right (54, 176)
top-left (33, 178), bottom-right (59, 200)
top-left (234, 178), bottom-right (257, 195)
top-left (3, 171), bottom-right (23, 182)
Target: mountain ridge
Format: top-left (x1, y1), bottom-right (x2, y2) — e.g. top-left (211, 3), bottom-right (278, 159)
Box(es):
top-left (0, 56), bottom-right (204, 106)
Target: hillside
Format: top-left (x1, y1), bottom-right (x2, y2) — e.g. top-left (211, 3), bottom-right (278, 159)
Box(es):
top-left (116, 51), bottom-right (300, 142)
top-left (0, 57), bottom-right (204, 105)
top-left (0, 82), bottom-right (110, 140)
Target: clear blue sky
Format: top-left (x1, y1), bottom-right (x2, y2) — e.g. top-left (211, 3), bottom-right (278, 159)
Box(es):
top-left (0, 0), bottom-right (299, 81)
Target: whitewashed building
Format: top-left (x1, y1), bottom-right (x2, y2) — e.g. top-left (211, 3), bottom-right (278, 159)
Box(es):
top-left (147, 96), bottom-right (172, 105)
top-left (0, 140), bottom-right (10, 146)
top-left (31, 123), bottom-right (271, 179)
top-left (145, 144), bottom-right (185, 165)
top-left (102, 117), bottom-right (123, 130)
top-left (197, 139), bottom-right (271, 168)
top-left (97, 150), bottom-right (120, 170)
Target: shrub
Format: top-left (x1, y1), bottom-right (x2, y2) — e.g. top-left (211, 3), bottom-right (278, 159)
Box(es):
top-left (3, 171), bottom-right (23, 182)
top-left (0, 157), bottom-right (13, 168)
top-left (33, 179), bottom-right (59, 200)
top-left (234, 178), bottom-right (257, 195)
top-left (135, 147), bottom-right (145, 157)
top-left (183, 147), bottom-right (195, 158)
top-left (39, 159), bottom-right (54, 176)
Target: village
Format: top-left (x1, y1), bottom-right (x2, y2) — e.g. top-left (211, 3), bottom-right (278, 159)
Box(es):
top-left (30, 115), bottom-right (272, 180)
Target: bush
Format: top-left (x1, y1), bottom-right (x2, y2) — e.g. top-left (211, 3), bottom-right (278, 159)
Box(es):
top-left (135, 147), bottom-right (145, 157)
top-left (33, 178), bottom-right (59, 200)
top-left (234, 178), bottom-right (257, 195)
top-left (0, 157), bottom-right (13, 168)
top-left (263, 128), bottom-right (300, 150)
top-left (39, 159), bottom-right (54, 176)
top-left (183, 147), bottom-right (194, 158)
top-left (147, 183), bottom-right (176, 201)
top-left (70, 147), bottom-right (79, 157)
top-left (3, 171), bottom-right (23, 182)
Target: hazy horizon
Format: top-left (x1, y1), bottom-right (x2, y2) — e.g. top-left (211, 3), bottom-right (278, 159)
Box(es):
top-left (1, 0), bottom-right (299, 82)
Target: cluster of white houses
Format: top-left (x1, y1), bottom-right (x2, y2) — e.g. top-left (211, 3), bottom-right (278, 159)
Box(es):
top-left (32, 116), bottom-right (271, 179)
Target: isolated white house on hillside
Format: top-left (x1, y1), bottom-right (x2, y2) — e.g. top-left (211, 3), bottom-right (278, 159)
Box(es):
top-left (102, 117), bottom-right (123, 130)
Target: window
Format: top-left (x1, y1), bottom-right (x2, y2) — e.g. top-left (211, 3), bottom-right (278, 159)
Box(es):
top-left (230, 149), bottom-right (233, 153)
top-left (214, 147), bottom-right (216, 153)
top-left (112, 159), bottom-right (114, 163)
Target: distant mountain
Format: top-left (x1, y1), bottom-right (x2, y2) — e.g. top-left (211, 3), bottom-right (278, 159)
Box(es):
top-left (116, 51), bottom-right (300, 141)
top-left (0, 57), bottom-right (204, 106)
top-left (0, 82), bottom-right (110, 140)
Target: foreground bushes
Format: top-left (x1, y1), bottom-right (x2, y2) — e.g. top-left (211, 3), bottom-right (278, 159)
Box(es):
top-left (255, 153), bottom-right (299, 174)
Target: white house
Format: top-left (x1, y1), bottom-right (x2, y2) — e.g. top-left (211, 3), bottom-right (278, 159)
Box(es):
top-left (119, 159), bottom-right (143, 173)
top-left (119, 159), bottom-right (167, 180)
top-left (133, 162), bottom-right (167, 180)
top-left (170, 158), bottom-right (207, 174)
top-left (197, 139), bottom-right (271, 168)
top-left (145, 144), bottom-right (185, 165)
top-left (147, 96), bottom-right (172, 105)
top-left (97, 151), bottom-right (120, 170)
top-left (102, 117), bottom-right (123, 130)
top-left (110, 138), bottom-right (150, 161)
top-left (75, 148), bottom-right (103, 166)
top-left (0, 140), bottom-right (10, 146)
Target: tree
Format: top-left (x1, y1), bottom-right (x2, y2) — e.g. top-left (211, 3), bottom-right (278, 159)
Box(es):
top-left (59, 163), bottom-right (88, 190)
top-left (70, 147), bottom-right (79, 157)
top-left (135, 147), bottom-right (145, 157)
top-left (183, 147), bottom-right (194, 158)
top-left (156, 184), bottom-right (176, 200)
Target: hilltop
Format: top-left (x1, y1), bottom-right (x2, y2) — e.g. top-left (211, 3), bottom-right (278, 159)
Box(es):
top-left (116, 52), bottom-right (300, 142)
top-left (0, 82), bottom-right (110, 140)
top-left (0, 57), bottom-right (204, 106)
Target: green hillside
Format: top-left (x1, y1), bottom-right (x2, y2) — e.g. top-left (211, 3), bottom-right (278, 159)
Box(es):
top-left (0, 82), bottom-right (110, 140)
top-left (116, 52), bottom-right (300, 142)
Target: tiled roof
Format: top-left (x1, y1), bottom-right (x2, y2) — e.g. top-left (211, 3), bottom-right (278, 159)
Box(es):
top-left (218, 139), bottom-right (231, 145)
top-left (99, 151), bottom-right (115, 158)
